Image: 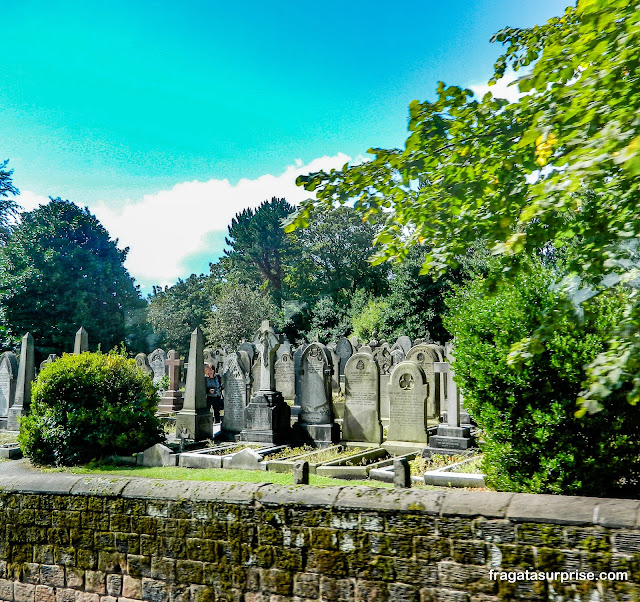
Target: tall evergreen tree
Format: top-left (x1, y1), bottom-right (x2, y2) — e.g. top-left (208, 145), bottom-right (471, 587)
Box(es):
top-left (0, 198), bottom-right (142, 358)
top-left (224, 197), bottom-right (295, 304)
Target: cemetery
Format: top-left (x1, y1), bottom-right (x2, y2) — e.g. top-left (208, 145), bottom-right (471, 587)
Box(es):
top-left (1, 1), bottom-right (639, 599)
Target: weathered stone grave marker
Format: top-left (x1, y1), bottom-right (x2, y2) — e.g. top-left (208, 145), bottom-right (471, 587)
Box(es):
top-left (342, 352), bottom-right (382, 444)
top-left (148, 348), bottom-right (167, 386)
top-left (73, 327), bottom-right (88, 354)
top-left (384, 360), bottom-right (429, 454)
top-left (220, 350), bottom-right (252, 439)
top-left (239, 320), bottom-right (291, 444)
top-left (0, 352), bottom-right (18, 430)
top-left (158, 350), bottom-right (184, 412)
top-left (292, 342), bottom-right (339, 447)
top-left (7, 333), bottom-right (35, 431)
top-left (175, 327), bottom-right (213, 440)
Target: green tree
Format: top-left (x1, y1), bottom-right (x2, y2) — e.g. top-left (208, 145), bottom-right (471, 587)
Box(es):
top-left (224, 197), bottom-right (296, 304)
top-left (286, 206), bottom-right (390, 304)
top-left (203, 283), bottom-right (279, 349)
top-left (287, 0), bottom-right (640, 411)
top-left (0, 159), bottom-right (20, 244)
top-left (445, 259), bottom-right (640, 496)
top-left (147, 273), bottom-right (218, 354)
top-left (0, 199), bottom-right (142, 358)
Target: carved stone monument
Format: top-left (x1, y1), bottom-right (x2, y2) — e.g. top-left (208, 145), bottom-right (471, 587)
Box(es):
top-left (292, 342), bottom-right (339, 447)
top-left (239, 321), bottom-right (291, 444)
top-left (0, 352), bottom-right (18, 430)
top-left (428, 361), bottom-right (475, 451)
top-left (342, 352), bottom-right (382, 444)
top-left (74, 327), bottom-right (88, 354)
top-left (158, 350), bottom-right (184, 412)
top-left (175, 328), bottom-right (213, 440)
top-left (135, 353), bottom-right (153, 377)
top-left (220, 350), bottom-right (252, 439)
top-left (148, 348), bottom-right (167, 386)
top-left (384, 360), bottom-right (429, 454)
top-left (7, 333), bottom-right (35, 431)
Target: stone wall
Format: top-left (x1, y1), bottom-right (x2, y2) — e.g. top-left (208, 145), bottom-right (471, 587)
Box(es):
top-left (0, 474), bottom-right (639, 601)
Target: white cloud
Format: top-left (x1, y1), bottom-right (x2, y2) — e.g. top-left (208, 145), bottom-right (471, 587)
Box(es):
top-left (467, 70), bottom-right (522, 104)
top-left (16, 190), bottom-right (50, 212)
top-left (83, 153), bottom-right (352, 291)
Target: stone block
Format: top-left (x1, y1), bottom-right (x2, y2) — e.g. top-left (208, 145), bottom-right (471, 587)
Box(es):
top-left (441, 491), bottom-right (513, 519)
top-left (34, 586), bottom-right (55, 602)
top-left (506, 494), bottom-right (597, 526)
top-left (84, 570), bottom-right (105, 594)
top-left (14, 581), bottom-right (36, 602)
top-left (106, 574), bottom-right (122, 596)
top-left (123, 575), bottom-right (142, 599)
top-left (40, 564), bottom-right (64, 587)
top-left (292, 573), bottom-right (319, 598)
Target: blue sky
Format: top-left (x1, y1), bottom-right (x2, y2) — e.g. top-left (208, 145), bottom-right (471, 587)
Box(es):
top-left (2, 0), bottom-right (571, 294)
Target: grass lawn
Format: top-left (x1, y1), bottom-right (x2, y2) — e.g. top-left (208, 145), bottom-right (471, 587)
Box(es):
top-left (0, 432), bottom-right (19, 445)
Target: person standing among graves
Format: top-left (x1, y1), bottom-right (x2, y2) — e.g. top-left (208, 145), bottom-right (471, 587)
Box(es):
top-left (204, 363), bottom-right (223, 423)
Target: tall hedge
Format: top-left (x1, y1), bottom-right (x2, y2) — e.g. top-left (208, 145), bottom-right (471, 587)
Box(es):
top-left (19, 351), bottom-right (163, 466)
top-left (444, 262), bottom-right (640, 496)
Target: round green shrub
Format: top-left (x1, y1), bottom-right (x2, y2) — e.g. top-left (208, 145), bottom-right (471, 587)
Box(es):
top-left (19, 351), bottom-right (163, 466)
top-left (444, 259), bottom-right (640, 496)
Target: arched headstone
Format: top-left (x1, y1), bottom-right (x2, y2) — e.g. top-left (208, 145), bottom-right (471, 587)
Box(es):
top-left (343, 352), bottom-right (382, 444)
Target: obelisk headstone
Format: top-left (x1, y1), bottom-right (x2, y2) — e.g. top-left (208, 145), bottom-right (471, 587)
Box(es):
top-left (175, 328), bottom-right (213, 440)
top-left (74, 327), bottom-right (88, 354)
top-left (7, 333), bottom-right (35, 431)
top-left (0, 352), bottom-right (18, 430)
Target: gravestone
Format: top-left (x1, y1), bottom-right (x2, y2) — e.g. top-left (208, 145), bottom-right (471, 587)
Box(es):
top-left (390, 343), bottom-right (406, 367)
top-left (135, 353), bottom-right (153, 377)
top-left (39, 354), bottom-right (58, 373)
top-left (348, 336), bottom-right (359, 351)
top-left (148, 348), bottom-right (167, 385)
top-left (214, 349), bottom-right (226, 374)
top-left (220, 350), bottom-right (252, 438)
top-left (428, 361), bottom-right (475, 451)
top-left (274, 352), bottom-right (295, 401)
top-left (335, 336), bottom-right (354, 378)
top-left (238, 341), bottom-right (255, 365)
top-left (7, 333), bottom-right (35, 431)
top-left (405, 344), bottom-right (440, 419)
top-left (239, 320), bottom-right (291, 444)
top-left (384, 360), bottom-right (429, 454)
top-left (292, 344), bottom-right (308, 416)
top-left (342, 352), bottom-right (382, 444)
top-left (74, 327), bottom-right (88, 354)
top-left (251, 353), bottom-right (262, 396)
top-left (373, 345), bottom-right (393, 427)
top-left (276, 339), bottom-right (292, 361)
top-left (328, 347), bottom-right (341, 396)
top-left (0, 352), bottom-right (18, 430)
top-left (203, 348), bottom-right (216, 366)
top-left (158, 350), bottom-right (184, 412)
top-left (441, 342), bottom-right (471, 425)
top-left (292, 342), bottom-right (339, 447)
top-left (396, 336), bottom-right (412, 355)
top-left (175, 328), bottom-right (213, 440)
